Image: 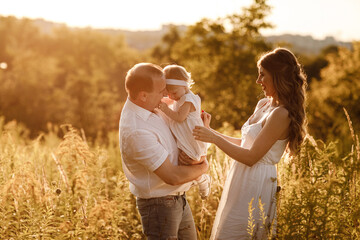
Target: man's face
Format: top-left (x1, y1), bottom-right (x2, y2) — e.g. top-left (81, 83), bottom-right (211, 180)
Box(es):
top-left (146, 75), bottom-right (167, 111)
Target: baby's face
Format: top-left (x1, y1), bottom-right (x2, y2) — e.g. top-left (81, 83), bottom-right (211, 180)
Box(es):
top-left (167, 86), bottom-right (187, 101)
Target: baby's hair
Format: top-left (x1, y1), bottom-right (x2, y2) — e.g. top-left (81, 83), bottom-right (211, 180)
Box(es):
top-left (163, 64), bottom-right (194, 88)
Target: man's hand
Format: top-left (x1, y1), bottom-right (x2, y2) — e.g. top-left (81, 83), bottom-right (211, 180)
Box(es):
top-left (179, 149), bottom-right (206, 165)
top-left (154, 156), bottom-right (209, 185)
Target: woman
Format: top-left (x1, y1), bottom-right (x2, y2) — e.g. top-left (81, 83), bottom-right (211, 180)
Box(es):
top-left (193, 48), bottom-right (307, 239)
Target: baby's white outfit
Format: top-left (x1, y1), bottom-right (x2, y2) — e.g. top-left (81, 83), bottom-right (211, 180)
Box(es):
top-left (169, 90), bottom-right (210, 199)
top-left (169, 91), bottom-right (208, 161)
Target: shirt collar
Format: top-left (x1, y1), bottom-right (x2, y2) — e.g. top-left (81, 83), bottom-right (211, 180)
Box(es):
top-left (125, 98), bottom-right (153, 121)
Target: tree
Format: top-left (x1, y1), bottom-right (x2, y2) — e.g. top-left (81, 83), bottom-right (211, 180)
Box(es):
top-left (153, 0), bottom-right (273, 129)
top-left (151, 25), bottom-right (181, 64)
top-left (302, 45), bottom-right (339, 85)
top-left (308, 42), bottom-right (360, 145)
top-left (0, 16), bottom-right (140, 137)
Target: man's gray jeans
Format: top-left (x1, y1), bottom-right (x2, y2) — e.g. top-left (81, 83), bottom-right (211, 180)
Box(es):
top-left (136, 194), bottom-right (197, 240)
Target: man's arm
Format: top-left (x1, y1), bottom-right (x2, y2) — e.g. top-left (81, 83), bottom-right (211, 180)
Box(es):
top-left (126, 128), bottom-right (208, 185)
top-left (154, 157), bottom-right (208, 185)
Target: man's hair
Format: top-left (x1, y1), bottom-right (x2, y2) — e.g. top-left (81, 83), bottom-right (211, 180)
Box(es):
top-left (125, 63), bottom-right (163, 99)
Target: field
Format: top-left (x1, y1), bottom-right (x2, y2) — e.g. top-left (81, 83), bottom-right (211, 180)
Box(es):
top-left (0, 115), bottom-right (359, 240)
top-left (1, 2), bottom-right (360, 239)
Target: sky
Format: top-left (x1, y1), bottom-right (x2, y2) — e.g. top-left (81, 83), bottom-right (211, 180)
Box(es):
top-left (1, 0), bottom-right (360, 42)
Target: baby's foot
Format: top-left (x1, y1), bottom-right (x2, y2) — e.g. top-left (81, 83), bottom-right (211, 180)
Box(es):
top-left (198, 174), bottom-right (211, 199)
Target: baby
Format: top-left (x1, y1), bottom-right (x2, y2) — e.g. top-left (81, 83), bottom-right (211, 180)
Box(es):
top-left (158, 64), bottom-right (211, 199)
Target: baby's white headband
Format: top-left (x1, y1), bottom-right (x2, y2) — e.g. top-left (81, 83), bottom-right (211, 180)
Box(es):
top-left (165, 79), bottom-right (189, 87)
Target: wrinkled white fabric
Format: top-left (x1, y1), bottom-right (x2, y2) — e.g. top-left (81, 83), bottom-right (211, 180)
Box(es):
top-left (210, 112), bottom-right (288, 240)
top-left (169, 91), bottom-right (208, 161)
top-left (119, 99), bottom-right (192, 199)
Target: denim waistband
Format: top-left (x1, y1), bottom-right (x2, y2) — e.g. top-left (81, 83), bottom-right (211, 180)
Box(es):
top-left (169, 191), bottom-right (185, 196)
top-left (137, 192), bottom-right (185, 201)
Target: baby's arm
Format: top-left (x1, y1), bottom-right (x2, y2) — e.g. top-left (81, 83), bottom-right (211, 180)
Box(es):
top-left (159, 101), bottom-right (193, 122)
top-left (161, 97), bottom-right (174, 105)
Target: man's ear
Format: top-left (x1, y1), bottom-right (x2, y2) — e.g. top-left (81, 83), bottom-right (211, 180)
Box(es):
top-left (138, 91), bottom-right (148, 102)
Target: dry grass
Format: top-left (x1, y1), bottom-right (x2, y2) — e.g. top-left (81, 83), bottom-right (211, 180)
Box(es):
top-left (0, 116), bottom-right (359, 239)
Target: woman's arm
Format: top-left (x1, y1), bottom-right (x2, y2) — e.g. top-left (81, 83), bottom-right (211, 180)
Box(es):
top-left (193, 107), bottom-right (290, 166)
top-left (201, 111), bottom-right (242, 145)
top-left (211, 129), bottom-right (242, 145)
top-left (159, 101), bottom-right (193, 122)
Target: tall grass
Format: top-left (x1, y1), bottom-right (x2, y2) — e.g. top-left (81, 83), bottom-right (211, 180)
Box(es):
top-left (0, 115), bottom-right (359, 239)
top-left (0, 119), bottom-right (142, 239)
top-left (275, 109), bottom-right (360, 239)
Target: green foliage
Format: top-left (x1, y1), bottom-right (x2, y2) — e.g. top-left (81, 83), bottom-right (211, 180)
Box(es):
top-left (277, 131), bottom-right (360, 239)
top-left (151, 25), bottom-right (181, 63)
top-left (1, 0), bottom-right (359, 145)
top-left (151, 0), bottom-right (273, 129)
top-left (308, 42), bottom-right (360, 145)
top-left (1, 5), bottom-right (360, 237)
top-left (301, 45), bottom-right (339, 84)
top-left (0, 16), bottom-right (142, 137)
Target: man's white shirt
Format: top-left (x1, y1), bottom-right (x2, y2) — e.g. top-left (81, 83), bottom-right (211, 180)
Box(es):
top-left (119, 99), bottom-right (192, 199)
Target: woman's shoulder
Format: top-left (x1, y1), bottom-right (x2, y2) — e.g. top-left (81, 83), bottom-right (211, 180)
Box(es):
top-left (269, 106), bottom-right (290, 123)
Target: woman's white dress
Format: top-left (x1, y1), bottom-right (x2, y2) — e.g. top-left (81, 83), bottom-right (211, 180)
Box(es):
top-left (169, 91), bottom-right (208, 161)
top-left (210, 110), bottom-right (288, 240)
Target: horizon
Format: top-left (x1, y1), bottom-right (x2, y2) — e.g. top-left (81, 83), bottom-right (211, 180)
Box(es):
top-left (1, 0), bottom-right (360, 42)
top-left (0, 15), bottom-right (353, 44)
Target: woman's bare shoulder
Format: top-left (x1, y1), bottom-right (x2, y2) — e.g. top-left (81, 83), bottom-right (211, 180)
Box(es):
top-left (270, 106), bottom-right (290, 123)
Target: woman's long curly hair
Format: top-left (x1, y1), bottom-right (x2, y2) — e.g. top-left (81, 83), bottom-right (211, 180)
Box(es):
top-left (258, 48), bottom-right (308, 155)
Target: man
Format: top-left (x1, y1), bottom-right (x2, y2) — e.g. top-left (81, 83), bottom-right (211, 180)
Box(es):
top-left (119, 63), bottom-right (208, 239)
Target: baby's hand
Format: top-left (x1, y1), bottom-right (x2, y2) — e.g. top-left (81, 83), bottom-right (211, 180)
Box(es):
top-left (201, 111), bottom-right (211, 128)
top-left (158, 101), bottom-right (169, 112)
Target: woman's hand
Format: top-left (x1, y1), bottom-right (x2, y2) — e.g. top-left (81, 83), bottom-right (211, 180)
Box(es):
top-left (193, 126), bottom-right (218, 143)
top-left (201, 111), bottom-right (211, 128)
top-left (178, 149), bottom-right (205, 165)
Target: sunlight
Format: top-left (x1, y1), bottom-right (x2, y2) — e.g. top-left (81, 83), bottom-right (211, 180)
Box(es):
top-left (1, 0), bottom-right (360, 40)
top-left (0, 62), bottom-right (8, 70)
top-left (1, 0), bottom-right (253, 30)
top-left (1, 1), bottom-right (360, 239)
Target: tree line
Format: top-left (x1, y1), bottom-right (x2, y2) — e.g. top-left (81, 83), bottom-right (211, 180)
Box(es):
top-left (0, 0), bottom-right (359, 147)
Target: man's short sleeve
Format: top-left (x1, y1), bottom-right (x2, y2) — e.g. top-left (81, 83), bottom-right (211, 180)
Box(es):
top-left (125, 129), bottom-right (169, 171)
